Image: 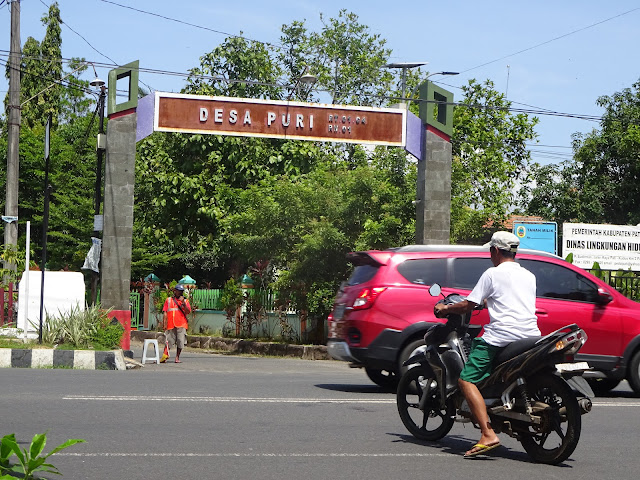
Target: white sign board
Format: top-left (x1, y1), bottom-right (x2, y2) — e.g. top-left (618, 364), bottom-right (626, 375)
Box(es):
top-left (563, 222), bottom-right (640, 270)
top-left (17, 271), bottom-right (86, 339)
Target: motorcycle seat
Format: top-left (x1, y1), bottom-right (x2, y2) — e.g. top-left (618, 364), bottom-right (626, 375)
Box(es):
top-left (494, 336), bottom-right (542, 365)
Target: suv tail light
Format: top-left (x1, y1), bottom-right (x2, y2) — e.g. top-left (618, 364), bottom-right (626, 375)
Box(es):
top-left (351, 287), bottom-right (387, 310)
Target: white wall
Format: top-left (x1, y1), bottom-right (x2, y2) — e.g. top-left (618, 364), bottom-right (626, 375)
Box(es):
top-left (17, 271), bottom-right (85, 337)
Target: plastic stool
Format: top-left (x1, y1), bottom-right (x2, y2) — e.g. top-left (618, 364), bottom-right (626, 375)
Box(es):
top-left (141, 339), bottom-right (160, 364)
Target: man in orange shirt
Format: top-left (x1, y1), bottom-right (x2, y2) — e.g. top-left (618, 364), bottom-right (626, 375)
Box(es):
top-left (162, 284), bottom-right (191, 363)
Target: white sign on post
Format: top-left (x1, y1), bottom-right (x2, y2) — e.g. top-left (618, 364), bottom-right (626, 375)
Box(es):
top-left (563, 222), bottom-right (640, 270)
top-left (17, 271), bottom-right (86, 339)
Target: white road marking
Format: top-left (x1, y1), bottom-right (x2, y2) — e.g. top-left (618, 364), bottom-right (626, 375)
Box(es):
top-left (62, 395), bottom-right (393, 403)
top-left (61, 395), bottom-right (640, 406)
top-left (56, 452), bottom-right (452, 457)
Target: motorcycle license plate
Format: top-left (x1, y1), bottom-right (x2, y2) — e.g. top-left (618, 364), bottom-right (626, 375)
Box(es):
top-left (556, 362), bottom-right (590, 372)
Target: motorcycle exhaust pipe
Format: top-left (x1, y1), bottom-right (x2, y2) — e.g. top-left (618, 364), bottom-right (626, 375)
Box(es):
top-left (578, 398), bottom-right (592, 414)
top-left (558, 398), bottom-right (592, 417)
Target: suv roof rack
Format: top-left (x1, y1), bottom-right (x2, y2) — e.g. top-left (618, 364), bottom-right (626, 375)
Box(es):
top-left (391, 244), bottom-right (561, 259)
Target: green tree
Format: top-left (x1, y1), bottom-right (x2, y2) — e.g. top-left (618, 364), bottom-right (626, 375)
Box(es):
top-left (525, 80), bottom-right (640, 225)
top-left (134, 33), bottom-right (327, 274)
top-left (308, 10), bottom-right (393, 106)
top-left (2, 120), bottom-right (96, 270)
top-left (451, 79), bottom-right (539, 242)
top-left (183, 35), bottom-right (282, 99)
top-left (220, 147), bottom-right (416, 323)
top-left (17, 2), bottom-right (63, 128)
top-left (0, 1), bottom-right (98, 271)
top-left (278, 20), bottom-right (316, 102)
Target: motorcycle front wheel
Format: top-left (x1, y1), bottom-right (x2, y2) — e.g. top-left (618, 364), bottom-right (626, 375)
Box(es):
top-left (396, 366), bottom-right (454, 441)
top-left (519, 374), bottom-right (581, 465)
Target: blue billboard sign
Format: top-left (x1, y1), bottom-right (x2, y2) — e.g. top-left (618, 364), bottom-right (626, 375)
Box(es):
top-left (513, 222), bottom-right (557, 254)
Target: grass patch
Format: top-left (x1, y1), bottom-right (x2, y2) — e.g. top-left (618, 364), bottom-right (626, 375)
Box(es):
top-left (0, 338), bottom-right (48, 349)
top-left (0, 339), bottom-right (121, 351)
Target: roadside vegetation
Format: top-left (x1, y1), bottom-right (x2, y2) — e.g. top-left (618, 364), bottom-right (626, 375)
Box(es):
top-left (1, 432), bottom-right (83, 479)
top-left (2, 3), bottom-right (639, 341)
top-left (0, 306), bottom-right (123, 350)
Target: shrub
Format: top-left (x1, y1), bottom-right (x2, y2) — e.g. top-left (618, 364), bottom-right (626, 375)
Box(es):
top-left (32, 305), bottom-right (120, 350)
top-left (91, 317), bottom-right (124, 350)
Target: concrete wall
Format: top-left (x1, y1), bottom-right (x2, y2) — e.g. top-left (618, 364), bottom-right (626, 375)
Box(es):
top-left (147, 310), bottom-right (307, 340)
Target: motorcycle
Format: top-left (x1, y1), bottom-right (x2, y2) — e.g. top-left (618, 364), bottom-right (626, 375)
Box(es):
top-left (396, 284), bottom-right (594, 465)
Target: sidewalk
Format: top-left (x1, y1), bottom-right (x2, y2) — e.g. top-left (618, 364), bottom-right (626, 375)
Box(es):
top-left (0, 332), bottom-right (331, 371)
top-left (130, 330), bottom-right (331, 361)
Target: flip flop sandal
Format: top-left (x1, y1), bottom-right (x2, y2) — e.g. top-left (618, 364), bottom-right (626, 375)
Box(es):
top-left (464, 442), bottom-right (501, 458)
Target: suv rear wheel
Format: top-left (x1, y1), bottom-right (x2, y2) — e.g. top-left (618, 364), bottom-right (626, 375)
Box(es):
top-left (628, 352), bottom-right (640, 395)
top-left (587, 378), bottom-right (621, 396)
top-left (365, 367), bottom-right (398, 390)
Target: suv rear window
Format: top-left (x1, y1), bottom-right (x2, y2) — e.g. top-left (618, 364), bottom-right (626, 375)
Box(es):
top-left (347, 265), bottom-right (380, 286)
top-left (397, 258), bottom-right (447, 285)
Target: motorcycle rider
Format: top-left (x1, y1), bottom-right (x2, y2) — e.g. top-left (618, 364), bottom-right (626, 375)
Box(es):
top-left (434, 231), bottom-right (539, 458)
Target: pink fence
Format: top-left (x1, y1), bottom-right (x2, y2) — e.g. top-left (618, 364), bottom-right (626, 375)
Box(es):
top-left (0, 283), bottom-right (16, 326)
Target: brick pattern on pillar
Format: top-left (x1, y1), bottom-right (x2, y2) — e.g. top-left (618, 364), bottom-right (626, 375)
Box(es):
top-left (101, 113), bottom-right (137, 311)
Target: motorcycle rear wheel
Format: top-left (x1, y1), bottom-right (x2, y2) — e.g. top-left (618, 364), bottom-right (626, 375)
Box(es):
top-left (396, 367), bottom-right (454, 441)
top-left (519, 374), bottom-right (581, 465)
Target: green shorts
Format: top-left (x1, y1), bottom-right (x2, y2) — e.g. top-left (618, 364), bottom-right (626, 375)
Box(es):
top-left (459, 338), bottom-right (504, 384)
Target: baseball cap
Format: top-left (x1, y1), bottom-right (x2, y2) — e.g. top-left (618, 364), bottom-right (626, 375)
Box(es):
top-left (173, 284), bottom-right (185, 291)
top-left (483, 231), bottom-right (520, 253)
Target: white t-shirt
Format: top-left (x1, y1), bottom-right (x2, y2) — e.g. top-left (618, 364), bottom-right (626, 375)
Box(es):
top-left (466, 261), bottom-right (539, 347)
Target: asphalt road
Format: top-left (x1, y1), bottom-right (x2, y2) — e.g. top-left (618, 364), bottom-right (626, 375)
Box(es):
top-left (1, 346), bottom-right (639, 480)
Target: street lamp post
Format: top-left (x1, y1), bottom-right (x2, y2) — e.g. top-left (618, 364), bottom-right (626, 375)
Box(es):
top-left (90, 70), bottom-right (106, 305)
top-left (287, 66), bottom-right (317, 101)
top-left (384, 62), bottom-right (428, 104)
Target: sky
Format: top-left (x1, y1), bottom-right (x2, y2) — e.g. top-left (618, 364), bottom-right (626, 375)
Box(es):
top-left (1, 0), bottom-right (639, 166)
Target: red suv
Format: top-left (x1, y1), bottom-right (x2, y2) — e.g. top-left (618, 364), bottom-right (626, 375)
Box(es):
top-left (327, 245), bottom-right (640, 395)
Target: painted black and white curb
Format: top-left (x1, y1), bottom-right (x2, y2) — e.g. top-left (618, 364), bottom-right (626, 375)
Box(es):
top-left (0, 349), bottom-right (126, 370)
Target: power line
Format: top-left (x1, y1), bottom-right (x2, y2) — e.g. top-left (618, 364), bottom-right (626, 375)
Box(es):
top-left (99, 0), bottom-right (281, 50)
top-left (460, 7), bottom-right (640, 74)
top-left (0, 58), bottom-right (94, 97)
top-left (38, 0), bottom-right (117, 65)
top-left (0, 50), bottom-right (611, 123)
top-left (1, 0), bottom-right (621, 124)
top-left (37, 0), bottom-right (155, 92)
top-left (527, 144), bottom-right (573, 149)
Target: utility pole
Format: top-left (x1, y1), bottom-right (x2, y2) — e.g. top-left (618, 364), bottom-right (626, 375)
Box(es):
top-left (4, 0), bottom-right (21, 268)
top-left (90, 82), bottom-right (106, 305)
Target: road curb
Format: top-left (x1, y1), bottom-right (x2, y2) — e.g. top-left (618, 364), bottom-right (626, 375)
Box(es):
top-left (130, 331), bottom-right (331, 360)
top-left (0, 348), bottom-right (126, 370)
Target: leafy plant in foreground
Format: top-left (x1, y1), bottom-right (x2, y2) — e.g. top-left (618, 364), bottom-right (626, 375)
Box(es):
top-left (0, 432), bottom-right (84, 479)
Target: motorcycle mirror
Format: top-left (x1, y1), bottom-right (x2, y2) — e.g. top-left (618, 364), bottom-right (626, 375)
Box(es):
top-left (428, 283), bottom-right (442, 297)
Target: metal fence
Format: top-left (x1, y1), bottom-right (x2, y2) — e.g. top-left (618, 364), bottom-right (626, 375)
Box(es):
top-left (589, 270), bottom-right (640, 301)
top-left (191, 289), bottom-right (223, 310)
top-left (130, 291), bottom-right (142, 329)
top-left (190, 289), bottom-right (289, 312)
